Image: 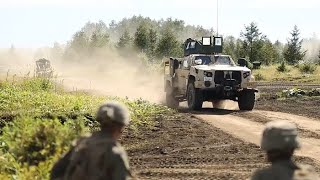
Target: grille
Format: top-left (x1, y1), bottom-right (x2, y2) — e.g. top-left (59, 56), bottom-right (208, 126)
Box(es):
top-left (232, 71), bottom-right (242, 84)
top-left (214, 71), bottom-right (224, 84)
top-left (214, 71), bottom-right (242, 84)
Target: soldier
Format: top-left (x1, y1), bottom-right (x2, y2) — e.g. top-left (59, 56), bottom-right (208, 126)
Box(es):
top-left (251, 120), bottom-right (319, 180)
top-left (50, 102), bottom-right (132, 180)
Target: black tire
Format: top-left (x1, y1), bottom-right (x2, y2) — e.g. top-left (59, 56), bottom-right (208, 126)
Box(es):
top-left (238, 90), bottom-right (255, 111)
top-left (166, 91), bottom-right (179, 109)
top-left (187, 82), bottom-right (203, 110)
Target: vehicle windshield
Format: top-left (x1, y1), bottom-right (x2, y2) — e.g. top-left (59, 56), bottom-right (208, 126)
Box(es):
top-left (37, 61), bottom-right (51, 69)
top-left (212, 56), bottom-right (234, 65)
top-left (194, 55), bottom-right (235, 65)
top-left (195, 56), bottom-right (212, 65)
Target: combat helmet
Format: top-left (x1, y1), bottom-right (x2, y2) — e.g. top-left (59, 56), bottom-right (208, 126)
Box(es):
top-left (261, 120), bottom-right (300, 151)
top-left (96, 101), bottom-right (130, 126)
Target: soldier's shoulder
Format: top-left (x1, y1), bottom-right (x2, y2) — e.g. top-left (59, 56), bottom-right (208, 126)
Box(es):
top-left (294, 163), bottom-right (320, 180)
top-left (111, 142), bottom-right (126, 155)
top-left (107, 141), bottom-right (127, 162)
top-left (110, 142), bottom-right (130, 172)
top-left (73, 133), bottom-right (115, 147)
top-left (72, 133), bottom-right (92, 146)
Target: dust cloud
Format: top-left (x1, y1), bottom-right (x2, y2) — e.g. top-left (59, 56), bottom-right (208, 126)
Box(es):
top-left (0, 48), bottom-right (38, 82)
top-left (302, 36), bottom-right (320, 63)
top-left (211, 100), bottom-right (239, 110)
top-left (0, 47), bottom-right (166, 103)
top-left (53, 49), bottom-right (166, 104)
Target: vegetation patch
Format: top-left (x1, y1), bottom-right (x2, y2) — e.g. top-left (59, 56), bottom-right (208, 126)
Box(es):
top-left (253, 64), bottom-right (320, 83)
top-left (0, 78), bottom-right (175, 179)
top-left (276, 61), bottom-right (289, 72)
top-left (279, 88), bottom-right (320, 98)
top-left (298, 63), bottom-right (317, 74)
top-left (254, 73), bottom-right (265, 81)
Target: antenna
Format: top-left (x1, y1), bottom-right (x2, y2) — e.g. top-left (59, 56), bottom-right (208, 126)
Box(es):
top-left (216, 0), bottom-right (219, 36)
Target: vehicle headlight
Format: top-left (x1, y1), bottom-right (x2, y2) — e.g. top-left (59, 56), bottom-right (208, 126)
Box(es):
top-left (243, 71), bottom-right (251, 78)
top-left (204, 71), bottom-right (213, 77)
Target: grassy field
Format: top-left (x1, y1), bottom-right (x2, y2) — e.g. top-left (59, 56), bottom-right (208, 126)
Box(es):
top-left (252, 64), bottom-right (320, 83)
top-left (0, 78), bottom-right (174, 179)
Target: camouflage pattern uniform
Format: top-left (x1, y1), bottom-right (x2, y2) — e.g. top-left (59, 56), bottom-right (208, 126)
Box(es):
top-left (251, 120), bottom-right (319, 180)
top-left (50, 102), bottom-right (131, 180)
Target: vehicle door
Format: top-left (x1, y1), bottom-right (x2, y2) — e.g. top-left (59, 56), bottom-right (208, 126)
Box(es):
top-left (175, 57), bottom-right (191, 94)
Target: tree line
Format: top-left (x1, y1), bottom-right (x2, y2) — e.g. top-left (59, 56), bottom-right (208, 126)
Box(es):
top-left (47, 16), bottom-right (319, 65)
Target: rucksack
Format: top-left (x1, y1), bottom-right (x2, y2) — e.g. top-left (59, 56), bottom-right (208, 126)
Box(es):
top-left (63, 137), bottom-right (114, 180)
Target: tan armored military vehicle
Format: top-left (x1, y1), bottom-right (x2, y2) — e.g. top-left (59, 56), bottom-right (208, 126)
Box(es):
top-left (35, 58), bottom-right (54, 78)
top-left (164, 36), bottom-right (258, 110)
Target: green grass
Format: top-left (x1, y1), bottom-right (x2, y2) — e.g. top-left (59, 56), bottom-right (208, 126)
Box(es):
top-left (0, 78), bottom-right (175, 179)
top-left (253, 64), bottom-right (320, 83)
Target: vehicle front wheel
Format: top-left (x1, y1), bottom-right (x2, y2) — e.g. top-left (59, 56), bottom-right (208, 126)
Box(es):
top-left (187, 82), bottom-right (203, 110)
top-left (238, 90), bottom-right (255, 111)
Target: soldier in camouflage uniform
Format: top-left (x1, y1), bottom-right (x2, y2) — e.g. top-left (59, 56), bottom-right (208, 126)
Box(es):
top-left (251, 120), bottom-right (319, 180)
top-left (50, 102), bottom-right (132, 180)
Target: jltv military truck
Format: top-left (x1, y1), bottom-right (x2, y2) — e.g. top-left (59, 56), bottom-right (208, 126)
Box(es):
top-left (164, 36), bottom-right (258, 110)
top-left (35, 58), bottom-right (54, 78)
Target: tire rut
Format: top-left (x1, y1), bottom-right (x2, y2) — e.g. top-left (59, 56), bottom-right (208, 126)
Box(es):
top-left (194, 113), bottom-right (320, 164)
top-left (234, 110), bottom-right (320, 139)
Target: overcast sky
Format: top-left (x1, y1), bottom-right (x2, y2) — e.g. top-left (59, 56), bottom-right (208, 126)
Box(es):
top-left (1, 0), bottom-right (319, 48)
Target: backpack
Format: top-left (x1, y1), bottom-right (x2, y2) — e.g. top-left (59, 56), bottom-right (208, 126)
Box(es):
top-left (64, 137), bottom-right (114, 180)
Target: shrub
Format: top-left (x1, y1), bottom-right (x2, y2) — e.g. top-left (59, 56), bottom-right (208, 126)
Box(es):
top-left (0, 117), bottom-right (87, 178)
top-left (298, 63), bottom-right (317, 74)
top-left (247, 61), bottom-right (253, 69)
top-left (254, 73), bottom-right (265, 81)
top-left (1, 118), bottom-right (86, 165)
top-left (277, 61), bottom-right (288, 72)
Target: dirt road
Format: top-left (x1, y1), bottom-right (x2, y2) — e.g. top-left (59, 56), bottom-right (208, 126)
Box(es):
top-left (195, 110), bottom-right (320, 163)
top-left (125, 104), bottom-right (320, 179)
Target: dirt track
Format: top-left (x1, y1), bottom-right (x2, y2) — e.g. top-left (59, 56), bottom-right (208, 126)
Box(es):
top-left (195, 111), bottom-right (320, 163)
top-left (125, 113), bottom-right (266, 180)
top-left (125, 102), bottom-right (320, 179)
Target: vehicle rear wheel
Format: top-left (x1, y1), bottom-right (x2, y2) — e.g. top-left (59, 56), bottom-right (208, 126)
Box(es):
top-left (238, 90), bottom-right (255, 110)
top-left (187, 82), bottom-right (203, 110)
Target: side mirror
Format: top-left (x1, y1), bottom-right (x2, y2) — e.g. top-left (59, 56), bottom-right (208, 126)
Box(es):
top-left (252, 61), bottom-right (261, 69)
top-left (194, 59), bottom-right (202, 65)
top-left (238, 58), bottom-right (247, 67)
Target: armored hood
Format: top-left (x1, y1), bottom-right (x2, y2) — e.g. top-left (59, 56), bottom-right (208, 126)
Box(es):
top-left (194, 64), bottom-right (251, 72)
